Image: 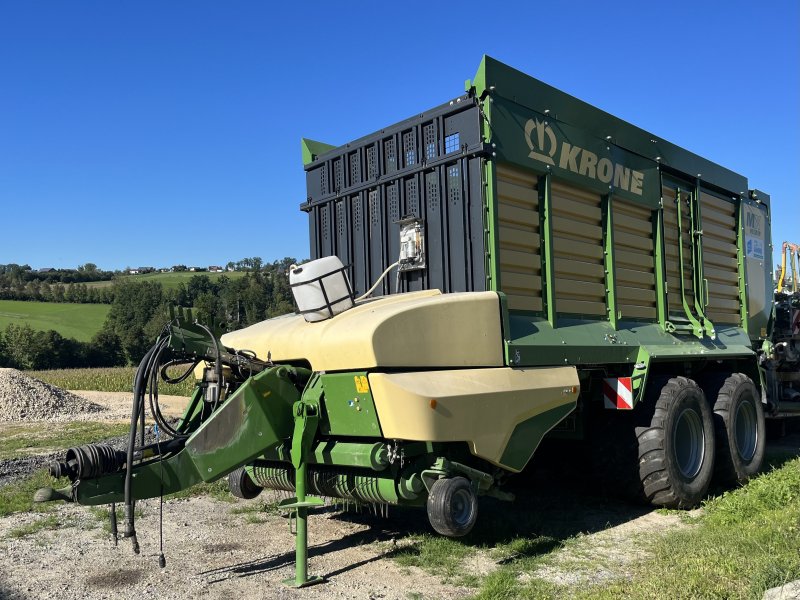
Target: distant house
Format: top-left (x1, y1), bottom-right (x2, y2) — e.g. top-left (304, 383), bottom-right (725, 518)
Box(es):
top-left (128, 269), bottom-right (140, 275)
top-left (38, 267), bottom-right (55, 273)
top-left (208, 265), bottom-right (224, 273)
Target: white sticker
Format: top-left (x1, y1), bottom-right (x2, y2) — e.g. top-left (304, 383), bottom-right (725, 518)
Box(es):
top-left (743, 204), bottom-right (765, 260)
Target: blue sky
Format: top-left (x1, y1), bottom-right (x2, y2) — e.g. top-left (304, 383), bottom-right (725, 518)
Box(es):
top-left (0, 1), bottom-right (797, 271)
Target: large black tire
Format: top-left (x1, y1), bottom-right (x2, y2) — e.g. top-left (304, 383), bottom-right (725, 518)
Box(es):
top-left (637, 377), bottom-right (715, 508)
top-left (712, 373), bottom-right (765, 485)
top-left (426, 477), bottom-right (477, 537)
top-left (228, 467), bottom-right (262, 500)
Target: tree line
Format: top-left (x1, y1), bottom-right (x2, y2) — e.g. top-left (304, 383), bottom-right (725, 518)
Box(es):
top-left (0, 258), bottom-right (300, 370)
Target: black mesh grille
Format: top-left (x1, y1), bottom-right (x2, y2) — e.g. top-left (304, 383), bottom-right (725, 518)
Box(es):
top-left (403, 130), bottom-right (416, 166)
top-left (349, 151), bottom-right (360, 185)
top-left (369, 190), bottom-right (380, 226)
top-left (448, 166), bottom-right (461, 206)
top-left (385, 139), bottom-right (397, 173)
top-left (426, 171), bottom-right (439, 212)
top-left (424, 124), bottom-right (437, 160)
top-left (320, 164), bottom-right (328, 195)
top-left (445, 133), bottom-right (460, 154)
top-left (336, 199), bottom-right (346, 237)
top-left (334, 158), bottom-right (343, 193)
top-left (405, 178), bottom-right (418, 216)
top-left (388, 184), bottom-right (399, 221)
top-left (366, 145), bottom-right (377, 179)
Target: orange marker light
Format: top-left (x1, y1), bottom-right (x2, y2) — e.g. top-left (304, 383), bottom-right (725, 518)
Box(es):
top-left (429, 399), bottom-right (437, 409)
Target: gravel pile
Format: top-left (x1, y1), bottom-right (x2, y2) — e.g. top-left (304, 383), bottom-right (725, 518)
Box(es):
top-left (0, 368), bottom-right (106, 422)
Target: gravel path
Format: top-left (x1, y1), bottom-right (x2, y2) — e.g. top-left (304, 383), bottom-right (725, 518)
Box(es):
top-left (0, 369), bottom-right (104, 422)
top-left (0, 496), bottom-right (470, 600)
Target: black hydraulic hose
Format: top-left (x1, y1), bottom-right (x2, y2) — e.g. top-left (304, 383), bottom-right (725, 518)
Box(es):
top-left (123, 337), bottom-right (163, 553)
top-left (148, 343), bottom-right (190, 440)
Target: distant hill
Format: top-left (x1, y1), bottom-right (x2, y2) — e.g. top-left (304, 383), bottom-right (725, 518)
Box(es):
top-left (84, 270), bottom-right (249, 291)
top-left (0, 300), bottom-right (110, 342)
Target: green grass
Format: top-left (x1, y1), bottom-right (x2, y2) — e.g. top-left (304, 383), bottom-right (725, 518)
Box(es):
top-left (164, 478), bottom-right (234, 503)
top-left (28, 366), bottom-right (196, 396)
top-left (84, 271), bottom-right (248, 291)
top-left (0, 470), bottom-right (70, 517)
top-left (7, 514), bottom-right (62, 538)
top-left (390, 456), bottom-right (800, 600)
top-left (0, 421), bottom-right (131, 460)
top-left (0, 300), bottom-right (110, 341)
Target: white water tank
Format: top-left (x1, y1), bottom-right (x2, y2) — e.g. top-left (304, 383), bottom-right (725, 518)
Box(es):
top-left (289, 256), bottom-right (355, 322)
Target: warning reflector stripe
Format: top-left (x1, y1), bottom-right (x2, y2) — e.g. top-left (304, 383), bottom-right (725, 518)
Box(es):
top-left (792, 310), bottom-right (800, 335)
top-left (603, 377), bottom-right (633, 410)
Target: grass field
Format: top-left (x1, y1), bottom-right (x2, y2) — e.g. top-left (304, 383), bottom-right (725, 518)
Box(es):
top-left (28, 367), bottom-right (197, 396)
top-left (0, 300), bottom-right (109, 341)
top-left (83, 270), bottom-right (248, 291)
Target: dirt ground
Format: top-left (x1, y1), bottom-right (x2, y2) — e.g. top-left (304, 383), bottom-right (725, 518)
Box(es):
top-left (1, 396), bottom-right (798, 600)
top-left (71, 390), bottom-right (191, 421)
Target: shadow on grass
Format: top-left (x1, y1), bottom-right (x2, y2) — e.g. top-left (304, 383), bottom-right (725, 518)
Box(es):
top-left (198, 424), bottom-right (800, 585)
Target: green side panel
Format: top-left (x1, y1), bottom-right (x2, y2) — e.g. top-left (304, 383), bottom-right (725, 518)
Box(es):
top-left (506, 315), bottom-right (756, 367)
top-left (75, 448), bottom-right (202, 506)
top-left (320, 372), bottom-right (382, 437)
top-left (484, 156), bottom-right (501, 291)
top-left (490, 94), bottom-right (661, 208)
top-left (74, 366), bottom-right (304, 506)
top-left (499, 402), bottom-right (576, 471)
top-left (473, 56), bottom-right (748, 197)
top-left (185, 367), bottom-right (301, 479)
top-left (301, 138), bottom-right (337, 166)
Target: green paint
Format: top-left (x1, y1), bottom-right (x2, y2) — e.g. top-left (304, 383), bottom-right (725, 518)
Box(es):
top-left (282, 378), bottom-right (324, 587)
top-left (311, 440), bottom-right (388, 471)
top-left (301, 138), bottom-right (337, 166)
top-left (499, 402), bottom-right (577, 471)
top-left (653, 200), bottom-right (668, 329)
top-left (674, 188), bottom-right (704, 338)
top-left (484, 158), bottom-right (501, 291)
top-left (506, 314), bottom-right (754, 368)
top-left (472, 56), bottom-right (746, 197)
top-left (539, 173), bottom-right (556, 327)
top-left (71, 366), bottom-right (303, 505)
top-left (737, 198), bottom-right (749, 333)
top-left (185, 367), bottom-right (300, 480)
top-left (689, 184), bottom-right (715, 338)
top-left (320, 372), bottom-right (381, 437)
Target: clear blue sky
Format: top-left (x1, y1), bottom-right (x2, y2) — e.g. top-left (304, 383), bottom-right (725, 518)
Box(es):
top-left (1, 1), bottom-right (797, 271)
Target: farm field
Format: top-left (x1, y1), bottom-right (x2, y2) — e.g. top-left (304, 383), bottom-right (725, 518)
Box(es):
top-left (83, 270), bottom-right (248, 291)
top-left (0, 300), bottom-right (109, 341)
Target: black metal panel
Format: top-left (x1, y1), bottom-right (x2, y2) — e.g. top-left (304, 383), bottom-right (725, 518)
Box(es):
top-left (302, 97), bottom-right (487, 297)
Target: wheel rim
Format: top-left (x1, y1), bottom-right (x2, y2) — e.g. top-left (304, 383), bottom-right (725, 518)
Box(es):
top-left (451, 488), bottom-right (474, 526)
top-left (673, 408), bottom-right (705, 479)
top-left (734, 399), bottom-right (758, 461)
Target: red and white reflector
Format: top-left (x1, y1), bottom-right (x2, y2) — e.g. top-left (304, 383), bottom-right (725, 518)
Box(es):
top-left (603, 377), bottom-right (633, 410)
top-left (792, 310), bottom-right (800, 336)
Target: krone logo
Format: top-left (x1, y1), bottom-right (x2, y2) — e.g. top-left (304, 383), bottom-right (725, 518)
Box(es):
top-left (522, 118), bottom-right (645, 196)
top-left (524, 118), bottom-right (556, 166)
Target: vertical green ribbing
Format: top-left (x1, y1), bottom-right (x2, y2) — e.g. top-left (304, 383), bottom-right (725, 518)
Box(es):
top-left (736, 198), bottom-right (749, 333)
top-left (689, 183), bottom-right (715, 338)
top-left (653, 199), bottom-right (668, 330)
top-left (484, 158), bottom-right (501, 292)
top-left (675, 188), bottom-right (704, 338)
top-left (539, 172), bottom-right (556, 327)
top-left (481, 92), bottom-right (501, 293)
top-left (602, 194), bottom-right (618, 329)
